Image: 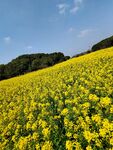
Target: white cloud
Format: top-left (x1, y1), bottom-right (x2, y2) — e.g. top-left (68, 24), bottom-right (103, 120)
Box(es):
top-left (70, 0), bottom-right (83, 14)
top-left (70, 6), bottom-right (79, 14)
top-left (3, 36), bottom-right (11, 44)
top-left (78, 29), bottom-right (93, 38)
top-left (68, 27), bottom-right (76, 33)
top-left (57, 3), bottom-right (69, 14)
top-left (26, 46), bottom-right (33, 49)
top-left (74, 0), bottom-right (83, 4)
top-left (57, 0), bottom-right (83, 15)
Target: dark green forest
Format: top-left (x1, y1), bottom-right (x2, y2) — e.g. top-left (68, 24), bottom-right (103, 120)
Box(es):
top-left (92, 36), bottom-right (113, 51)
top-left (0, 52), bottom-right (70, 81)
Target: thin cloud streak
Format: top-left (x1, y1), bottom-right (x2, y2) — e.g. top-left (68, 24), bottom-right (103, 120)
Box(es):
top-left (78, 29), bottom-right (93, 38)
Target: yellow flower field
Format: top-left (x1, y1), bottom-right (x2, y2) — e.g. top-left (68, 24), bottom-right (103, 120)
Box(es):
top-left (0, 47), bottom-right (113, 150)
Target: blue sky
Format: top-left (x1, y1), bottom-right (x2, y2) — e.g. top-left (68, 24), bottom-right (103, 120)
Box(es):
top-left (0, 0), bottom-right (113, 64)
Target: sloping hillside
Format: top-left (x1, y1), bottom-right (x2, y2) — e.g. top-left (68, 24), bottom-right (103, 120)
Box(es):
top-left (92, 35), bottom-right (113, 51)
top-left (0, 47), bottom-right (113, 150)
top-left (73, 35), bottom-right (113, 58)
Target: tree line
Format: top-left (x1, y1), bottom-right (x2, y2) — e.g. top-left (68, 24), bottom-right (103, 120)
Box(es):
top-left (0, 52), bottom-right (70, 81)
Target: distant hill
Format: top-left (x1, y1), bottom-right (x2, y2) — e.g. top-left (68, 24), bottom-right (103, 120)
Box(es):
top-left (73, 35), bottom-right (113, 58)
top-left (0, 52), bottom-right (70, 81)
top-left (92, 35), bottom-right (113, 51)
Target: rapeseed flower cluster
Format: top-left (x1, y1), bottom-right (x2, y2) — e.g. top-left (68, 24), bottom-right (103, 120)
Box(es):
top-left (0, 47), bottom-right (113, 149)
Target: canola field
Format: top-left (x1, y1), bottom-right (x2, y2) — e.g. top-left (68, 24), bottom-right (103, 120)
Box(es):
top-left (0, 47), bottom-right (113, 150)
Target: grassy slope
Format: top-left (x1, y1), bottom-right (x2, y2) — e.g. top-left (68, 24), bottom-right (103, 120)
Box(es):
top-left (0, 47), bottom-right (113, 149)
